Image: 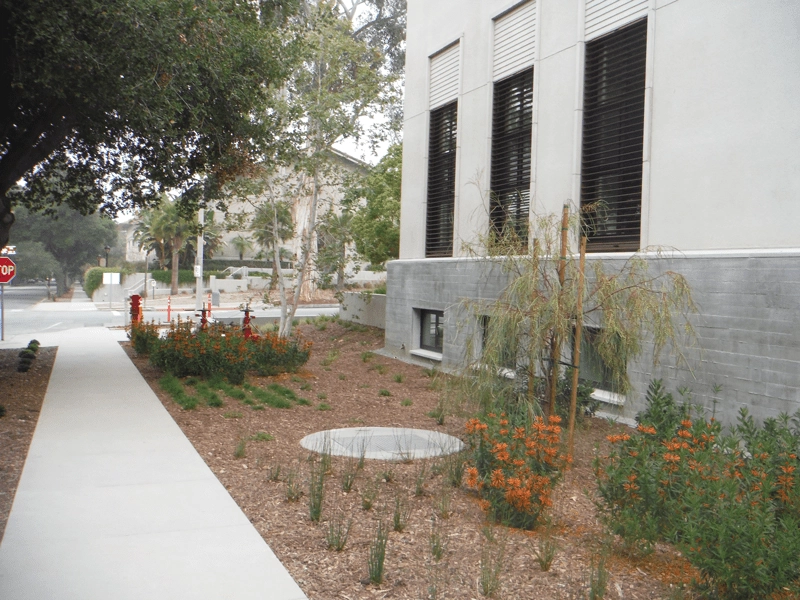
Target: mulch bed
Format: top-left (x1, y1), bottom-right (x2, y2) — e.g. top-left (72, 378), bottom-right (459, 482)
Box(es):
top-left (124, 321), bottom-right (696, 599)
top-left (0, 346), bottom-right (57, 540)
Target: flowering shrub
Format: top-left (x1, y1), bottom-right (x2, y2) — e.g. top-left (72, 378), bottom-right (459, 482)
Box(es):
top-left (465, 412), bottom-right (567, 530)
top-left (128, 320), bottom-right (161, 356)
top-left (595, 380), bottom-right (800, 598)
top-left (150, 320), bottom-right (252, 384)
top-left (148, 319), bottom-right (312, 384)
top-left (249, 331), bottom-right (312, 376)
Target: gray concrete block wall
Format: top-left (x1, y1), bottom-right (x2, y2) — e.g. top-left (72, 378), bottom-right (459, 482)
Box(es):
top-left (386, 252), bottom-right (800, 426)
top-left (339, 292), bottom-right (387, 329)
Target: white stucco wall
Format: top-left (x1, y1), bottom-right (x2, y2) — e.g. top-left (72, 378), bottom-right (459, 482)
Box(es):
top-left (402, 0), bottom-right (800, 256)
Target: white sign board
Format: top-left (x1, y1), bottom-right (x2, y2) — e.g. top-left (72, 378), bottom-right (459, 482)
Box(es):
top-left (102, 272), bottom-right (121, 284)
top-left (193, 264), bottom-right (202, 278)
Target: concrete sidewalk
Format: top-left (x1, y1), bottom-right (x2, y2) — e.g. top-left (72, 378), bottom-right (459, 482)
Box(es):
top-left (0, 325), bottom-right (308, 600)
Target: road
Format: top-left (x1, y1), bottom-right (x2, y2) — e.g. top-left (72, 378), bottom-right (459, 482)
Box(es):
top-left (0, 284), bottom-right (338, 345)
top-left (0, 285), bottom-right (127, 342)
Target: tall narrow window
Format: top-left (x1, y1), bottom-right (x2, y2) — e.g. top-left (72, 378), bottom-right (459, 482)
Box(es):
top-left (581, 18), bottom-right (647, 252)
top-left (490, 68), bottom-right (533, 245)
top-left (426, 101), bottom-right (458, 257)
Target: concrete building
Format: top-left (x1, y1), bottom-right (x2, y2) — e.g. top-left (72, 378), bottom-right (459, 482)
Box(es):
top-left (385, 0), bottom-right (800, 424)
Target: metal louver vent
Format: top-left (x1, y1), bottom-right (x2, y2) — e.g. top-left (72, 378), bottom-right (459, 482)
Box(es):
top-left (493, 1), bottom-right (536, 82)
top-left (490, 68), bottom-right (533, 245)
top-left (585, 0), bottom-right (648, 41)
top-left (430, 43), bottom-right (460, 109)
top-left (580, 18), bottom-right (647, 252)
top-left (426, 101), bottom-right (458, 258)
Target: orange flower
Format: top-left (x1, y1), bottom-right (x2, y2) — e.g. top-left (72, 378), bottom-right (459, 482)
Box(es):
top-left (637, 424), bottom-right (657, 435)
top-left (490, 469), bottom-right (505, 488)
top-left (466, 467), bottom-right (479, 488)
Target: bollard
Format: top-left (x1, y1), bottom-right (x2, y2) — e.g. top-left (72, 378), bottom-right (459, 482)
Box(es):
top-left (207, 292), bottom-right (212, 318)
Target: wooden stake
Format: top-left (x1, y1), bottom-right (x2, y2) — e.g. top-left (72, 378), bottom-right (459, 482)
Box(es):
top-left (567, 236), bottom-right (587, 459)
top-left (547, 204), bottom-right (570, 415)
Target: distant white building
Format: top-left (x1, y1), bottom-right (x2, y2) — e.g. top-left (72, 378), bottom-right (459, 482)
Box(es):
top-left (385, 0), bottom-right (800, 424)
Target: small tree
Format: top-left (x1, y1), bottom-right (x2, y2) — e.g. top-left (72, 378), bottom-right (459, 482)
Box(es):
top-left (347, 142), bottom-right (401, 269)
top-left (453, 206), bottom-right (697, 455)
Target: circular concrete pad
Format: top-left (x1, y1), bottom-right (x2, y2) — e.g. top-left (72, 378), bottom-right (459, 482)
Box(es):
top-left (300, 427), bottom-right (464, 461)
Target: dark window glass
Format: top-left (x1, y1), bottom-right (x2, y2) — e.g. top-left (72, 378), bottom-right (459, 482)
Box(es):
top-left (578, 327), bottom-right (621, 392)
top-left (421, 310), bottom-right (444, 352)
top-left (490, 68), bottom-right (533, 248)
top-left (481, 315), bottom-right (517, 370)
top-left (581, 18), bottom-right (647, 252)
top-left (426, 102), bottom-right (458, 257)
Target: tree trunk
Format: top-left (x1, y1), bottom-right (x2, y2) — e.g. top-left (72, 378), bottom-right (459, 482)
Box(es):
top-left (171, 248), bottom-right (180, 295)
top-left (336, 243), bottom-right (346, 292)
top-left (280, 170), bottom-right (320, 337)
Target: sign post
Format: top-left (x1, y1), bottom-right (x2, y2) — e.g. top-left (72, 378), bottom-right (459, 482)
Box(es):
top-left (102, 272), bottom-right (120, 309)
top-left (0, 256), bottom-right (17, 341)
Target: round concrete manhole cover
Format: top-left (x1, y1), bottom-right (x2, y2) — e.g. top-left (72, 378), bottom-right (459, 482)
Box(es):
top-left (300, 427), bottom-right (464, 461)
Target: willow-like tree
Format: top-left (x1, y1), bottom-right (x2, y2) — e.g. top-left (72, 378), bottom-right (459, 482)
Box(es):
top-left (448, 207), bottom-right (697, 455)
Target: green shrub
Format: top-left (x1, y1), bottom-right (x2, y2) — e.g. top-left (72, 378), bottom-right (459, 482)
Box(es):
top-left (128, 321), bottom-right (161, 356)
top-left (249, 332), bottom-right (312, 376)
top-left (594, 380), bottom-right (800, 598)
top-left (465, 411), bottom-right (567, 530)
top-left (149, 269), bottom-right (196, 286)
top-left (150, 321), bottom-right (250, 384)
top-left (83, 267), bottom-right (116, 298)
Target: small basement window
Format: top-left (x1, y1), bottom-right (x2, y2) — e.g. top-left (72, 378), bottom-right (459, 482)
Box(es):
top-left (579, 327), bottom-right (626, 405)
top-left (420, 310), bottom-right (444, 353)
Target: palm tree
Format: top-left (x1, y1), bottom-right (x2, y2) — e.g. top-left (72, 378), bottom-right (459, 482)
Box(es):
top-left (133, 207), bottom-right (168, 269)
top-left (156, 202), bottom-right (195, 295)
top-left (230, 234), bottom-right (254, 261)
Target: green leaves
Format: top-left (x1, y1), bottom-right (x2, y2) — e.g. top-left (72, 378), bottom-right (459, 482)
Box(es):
top-left (2, 0), bottom-right (299, 245)
top-left (347, 143), bottom-right (401, 268)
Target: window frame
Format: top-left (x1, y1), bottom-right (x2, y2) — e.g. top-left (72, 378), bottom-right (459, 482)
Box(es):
top-left (490, 67), bottom-right (534, 247)
top-left (580, 18), bottom-right (648, 252)
top-left (420, 309), bottom-right (445, 353)
top-left (425, 101), bottom-right (458, 258)
top-left (576, 326), bottom-right (626, 405)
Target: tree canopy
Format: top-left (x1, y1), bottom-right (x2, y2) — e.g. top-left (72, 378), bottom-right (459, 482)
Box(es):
top-left (0, 0), bottom-right (298, 248)
top-left (347, 142), bottom-right (401, 267)
top-left (11, 205), bottom-right (117, 292)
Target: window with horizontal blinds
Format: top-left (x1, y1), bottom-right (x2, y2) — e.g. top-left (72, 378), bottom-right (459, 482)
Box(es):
top-left (490, 68), bottom-right (533, 246)
top-left (426, 101), bottom-right (458, 258)
top-left (580, 18), bottom-right (647, 252)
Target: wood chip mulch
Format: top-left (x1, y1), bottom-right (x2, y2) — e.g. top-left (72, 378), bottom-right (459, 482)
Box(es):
top-left (124, 322), bottom-right (697, 600)
top-left (0, 319), bottom-right (697, 598)
top-left (0, 345), bottom-right (57, 540)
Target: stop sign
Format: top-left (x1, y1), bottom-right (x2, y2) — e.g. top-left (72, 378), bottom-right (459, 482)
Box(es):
top-left (0, 256), bottom-right (16, 283)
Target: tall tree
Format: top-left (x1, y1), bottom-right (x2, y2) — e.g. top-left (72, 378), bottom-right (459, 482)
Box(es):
top-left (0, 0), bottom-right (298, 248)
top-left (347, 142), bottom-right (401, 268)
top-left (11, 205), bottom-right (117, 294)
top-left (274, 0), bottom-right (396, 335)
